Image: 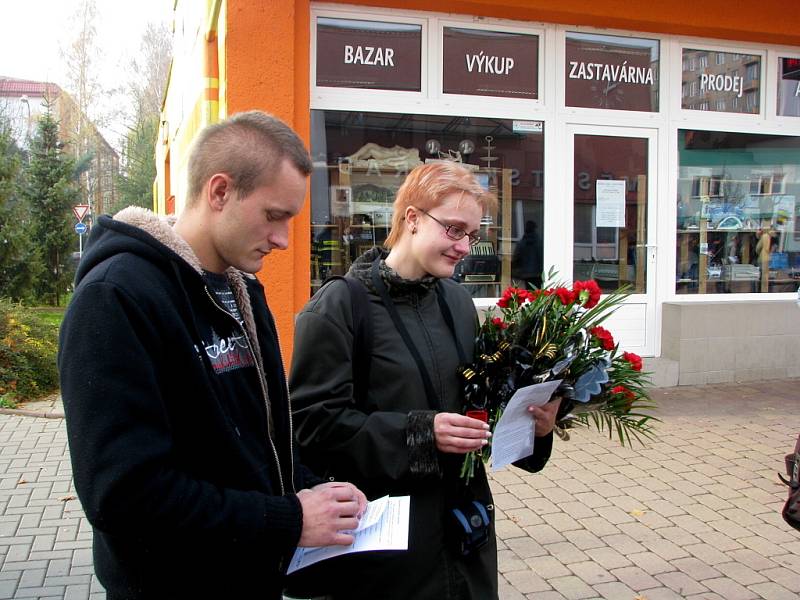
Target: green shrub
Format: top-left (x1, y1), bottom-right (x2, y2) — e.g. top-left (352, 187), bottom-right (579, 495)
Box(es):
top-left (0, 298), bottom-right (60, 404)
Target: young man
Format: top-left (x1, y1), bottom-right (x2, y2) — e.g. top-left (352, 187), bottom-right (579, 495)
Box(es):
top-left (58, 111), bottom-right (366, 599)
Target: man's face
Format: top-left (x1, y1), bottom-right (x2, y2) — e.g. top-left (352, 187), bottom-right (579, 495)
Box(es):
top-left (213, 158), bottom-right (307, 273)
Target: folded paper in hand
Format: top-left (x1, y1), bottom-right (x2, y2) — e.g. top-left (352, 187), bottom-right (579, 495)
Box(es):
top-left (287, 495), bottom-right (410, 574)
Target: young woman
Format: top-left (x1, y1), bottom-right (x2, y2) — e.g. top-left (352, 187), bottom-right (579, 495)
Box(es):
top-left (288, 162), bottom-right (560, 600)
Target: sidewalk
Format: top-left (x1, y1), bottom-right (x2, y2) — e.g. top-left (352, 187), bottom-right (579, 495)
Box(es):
top-left (0, 379), bottom-right (798, 599)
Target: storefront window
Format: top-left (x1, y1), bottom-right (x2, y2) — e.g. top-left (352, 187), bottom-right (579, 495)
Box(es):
top-left (442, 27), bottom-right (539, 99)
top-left (309, 110), bottom-right (545, 297)
top-left (565, 32), bottom-right (659, 112)
top-left (778, 57), bottom-right (800, 117)
top-left (681, 49), bottom-right (761, 114)
top-left (676, 130), bottom-right (800, 294)
top-left (315, 18), bottom-right (422, 91)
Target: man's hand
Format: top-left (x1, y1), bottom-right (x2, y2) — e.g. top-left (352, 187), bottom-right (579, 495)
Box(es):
top-left (434, 412), bottom-right (491, 454)
top-left (528, 396), bottom-right (562, 437)
top-left (297, 481), bottom-right (367, 547)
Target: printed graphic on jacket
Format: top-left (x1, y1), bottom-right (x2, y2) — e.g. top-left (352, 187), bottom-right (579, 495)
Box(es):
top-left (204, 329), bottom-right (256, 374)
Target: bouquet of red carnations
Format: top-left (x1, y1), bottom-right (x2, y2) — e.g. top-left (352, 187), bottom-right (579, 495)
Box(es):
top-left (458, 273), bottom-right (657, 482)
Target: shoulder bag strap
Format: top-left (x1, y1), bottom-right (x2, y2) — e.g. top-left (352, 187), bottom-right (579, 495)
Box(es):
top-left (371, 259), bottom-right (443, 411)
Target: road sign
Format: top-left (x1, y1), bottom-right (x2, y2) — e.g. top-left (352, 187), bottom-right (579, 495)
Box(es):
top-left (72, 204), bottom-right (90, 222)
top-left (75, 222), bottom-right (88, 235)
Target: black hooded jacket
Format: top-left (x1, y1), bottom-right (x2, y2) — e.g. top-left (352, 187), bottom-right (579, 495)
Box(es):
top-left (288, 248), bottom-right (553, 599)
top-left (58, 207), bottom-right (321, 599)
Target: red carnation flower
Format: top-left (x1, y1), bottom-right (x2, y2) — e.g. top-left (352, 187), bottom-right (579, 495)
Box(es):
top-left (497, 287), bottom-right (519, 308)
top-left (554, 287), bottom-right (576, 305)
top-left (491, 317), bottom-right (508, 330)
top-left (590, 326), bottom-right (615, 351)
top-left (497, 287), bottom-right (536, 308)
top-left (611, 385), bottom-right (636, 408)
top-left (622, 351), bottom-right (643, 372)
top-left (573, 280), bottom-right (602, 309)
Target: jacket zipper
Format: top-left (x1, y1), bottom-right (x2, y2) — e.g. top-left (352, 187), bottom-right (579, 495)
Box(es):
top-left (204, 287), bottom-right (286, 496)
top-left (267, 312), bottom-right (297, 494)
top-left (412, 295), bottom-right (444, 404)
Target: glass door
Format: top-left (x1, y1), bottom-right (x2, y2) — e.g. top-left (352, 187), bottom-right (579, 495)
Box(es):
top-left (567, 125), bottom-right (658, 355)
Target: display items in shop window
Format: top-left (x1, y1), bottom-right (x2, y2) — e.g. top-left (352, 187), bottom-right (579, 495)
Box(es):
top-left (479, 135), bottom-right (498, 166)
top-left (346, 142), bottom-right (422, 171)
top-left (458, 139), bottom-right (475, 156)
top-left (453, 241), bottom-right (500, 284)
top-left (310, 110), bottom-right (546, 297)
top-left (677, 129), bottom-right (800, 294)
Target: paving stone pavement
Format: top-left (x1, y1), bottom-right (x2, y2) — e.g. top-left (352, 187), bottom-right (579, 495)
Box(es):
top-left (0, 415), bottom-right (102, 599)
top-left (492, 378), bottom-right (800, 600)
top-left (0, 379), bottom-right (798, 599)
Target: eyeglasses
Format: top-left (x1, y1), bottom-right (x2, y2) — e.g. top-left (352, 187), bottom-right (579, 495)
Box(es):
top-left (417, 208), bottom-right (481, 246)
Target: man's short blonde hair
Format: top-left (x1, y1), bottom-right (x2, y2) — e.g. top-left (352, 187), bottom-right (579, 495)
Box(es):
top-left (384, 162), bottom-right (497, 249)
top-left (186, 111), bottom-right (312, 205)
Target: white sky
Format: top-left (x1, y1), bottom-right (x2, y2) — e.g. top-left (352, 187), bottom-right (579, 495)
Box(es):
top-left (1, 0), bottom-right (173, 144)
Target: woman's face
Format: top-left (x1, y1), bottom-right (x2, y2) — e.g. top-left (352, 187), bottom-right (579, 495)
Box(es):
top-left (407, 192), bottom-right (482, 279)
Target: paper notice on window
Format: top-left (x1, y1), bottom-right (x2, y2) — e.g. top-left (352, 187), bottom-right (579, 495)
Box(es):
top-left (490, 380), bottom-right (562, 471)
top-left (595, 179), bottom-right (626, 228)
top-left (287, 495), bottom-right (410, 574)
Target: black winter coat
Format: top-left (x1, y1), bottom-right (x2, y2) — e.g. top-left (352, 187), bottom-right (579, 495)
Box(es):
top-left (288, 249), bottom-right (553, 600)
top-left (58, 208), bottom-right (320, 599)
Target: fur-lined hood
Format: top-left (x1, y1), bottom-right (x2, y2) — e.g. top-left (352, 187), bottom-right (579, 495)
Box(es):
top-left (78, 206), bottom-right (251, 286)
top-left (75, 207), bottom-right (264, 370)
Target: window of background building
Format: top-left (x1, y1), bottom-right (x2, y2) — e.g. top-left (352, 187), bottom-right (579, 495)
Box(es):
top-left (676, 130), bottom-right (800, 295)
top-left (309, 110), bottom-right (545, 297)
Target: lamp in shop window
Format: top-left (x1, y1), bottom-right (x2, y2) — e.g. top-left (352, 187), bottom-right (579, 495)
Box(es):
top-left (425, 139), bottom-right (441, 155)
top-left (458, 139), bottom-right (475, 157)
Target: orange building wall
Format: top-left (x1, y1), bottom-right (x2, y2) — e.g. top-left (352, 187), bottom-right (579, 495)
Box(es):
top-left (225, 0), bottom-right (312, 360)
top-left (223, 0), bottom-right (799, 361)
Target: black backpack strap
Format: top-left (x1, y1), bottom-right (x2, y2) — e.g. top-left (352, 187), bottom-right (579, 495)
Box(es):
top-left (318, 276), bottom-right (372, 406)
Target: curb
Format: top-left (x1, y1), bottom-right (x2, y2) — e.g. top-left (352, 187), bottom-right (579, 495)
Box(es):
top-left (0, 407), bottom-right (65, 419)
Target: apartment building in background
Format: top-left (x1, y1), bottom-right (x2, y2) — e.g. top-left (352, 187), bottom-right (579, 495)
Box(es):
top-left (0, 76), bottom-right (119, 219)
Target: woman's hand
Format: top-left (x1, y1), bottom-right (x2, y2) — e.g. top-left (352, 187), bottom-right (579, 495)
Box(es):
top-left (528, 396), bottom-right (562, 437)
top-left (433, 412), bottom-right (490, 454)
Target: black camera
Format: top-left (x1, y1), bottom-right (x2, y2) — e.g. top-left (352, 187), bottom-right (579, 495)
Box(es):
top-left (446, 500), bottom-right (491, 556)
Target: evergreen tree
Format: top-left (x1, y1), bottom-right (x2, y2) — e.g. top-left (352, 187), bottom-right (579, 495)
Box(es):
top-left (0, 114), bottom-right (43, 301)
top-left (115, 113), bottom-right (157, 211)
top-left (22, 106), bottom-right (80, 306)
